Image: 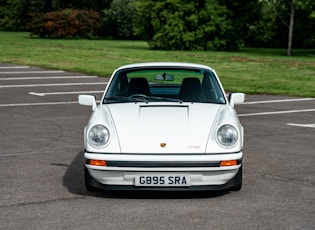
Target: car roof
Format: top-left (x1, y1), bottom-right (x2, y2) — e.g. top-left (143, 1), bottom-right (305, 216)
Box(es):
top-left (115, 62), bottom-right (215, 72)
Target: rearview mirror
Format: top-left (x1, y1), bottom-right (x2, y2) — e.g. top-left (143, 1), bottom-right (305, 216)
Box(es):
top-left (154, 73), bottom-right (174, 81)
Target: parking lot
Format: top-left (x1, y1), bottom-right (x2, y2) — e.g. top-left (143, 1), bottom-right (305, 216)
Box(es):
top-left (0, 63), bottom-right (314, 230)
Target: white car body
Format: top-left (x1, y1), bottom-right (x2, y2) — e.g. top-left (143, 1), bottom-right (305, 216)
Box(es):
top-left (79, 62), bottom-right (245, 191)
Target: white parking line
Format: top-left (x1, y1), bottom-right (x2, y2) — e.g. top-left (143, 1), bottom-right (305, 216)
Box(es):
top-left (0, 70), bottom-right (65, 74)
top-left (0, 82), bottom-right (106, 88)
top-left (0, 66), bottom-right (29, 69)
top-left (242, 98), bottom-right (315, 104)
top-left (0, 101), bottom-right (78, 107)
top-left (0, 101), bottom-right (101, 107)
top-left (0, 76), bottom-right (98, 80)
top-left (239, 108), bottom-right (315, 117)
top-left (29, 90), bottom-right (104, 96)
top-left (287, 123), bottom-right (315, 128)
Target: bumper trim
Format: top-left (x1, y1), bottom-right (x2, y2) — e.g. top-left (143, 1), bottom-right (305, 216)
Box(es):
top-left (86, 160), bottom-right (242, 167)
top-left (84, 152), bottom-right (243, 162)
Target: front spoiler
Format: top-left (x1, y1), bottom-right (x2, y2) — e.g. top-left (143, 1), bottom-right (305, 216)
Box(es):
top-left (85, 167), bottom-right (241, 191)
top-left (84, 151), bottom-right (243, 191)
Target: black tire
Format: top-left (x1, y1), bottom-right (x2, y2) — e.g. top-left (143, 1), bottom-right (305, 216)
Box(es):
top-left (231, 166), bottom-right (242, 191)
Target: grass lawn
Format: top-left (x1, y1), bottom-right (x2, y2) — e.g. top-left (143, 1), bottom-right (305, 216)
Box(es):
top-left (0, 31), bottom-right (314, 97)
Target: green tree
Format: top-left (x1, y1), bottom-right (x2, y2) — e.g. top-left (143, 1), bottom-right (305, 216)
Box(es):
top-left (218, 0), bottom-right (262, 49)
top-left (54, 0), bottom-right (111, 11)
top-left (27, 8), bottom-right (103, 39)
top-left (134, 0), bottom-right (236, 50)
top-left (248, 0), bottom-right (315, 52)
top-left (0, 0), bottom-right (56, 30)
top-left (103, 0), bottom-right (138, 39)
top-left (0, 0), bottom-right (28, 30)
top-left (0, 0), bottom-right (112, 31)
top-left (285, 0), bottom-right (315, 55)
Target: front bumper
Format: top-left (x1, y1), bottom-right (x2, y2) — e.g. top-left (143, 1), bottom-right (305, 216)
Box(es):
top-left (84, 151), bottom-right (243, 190)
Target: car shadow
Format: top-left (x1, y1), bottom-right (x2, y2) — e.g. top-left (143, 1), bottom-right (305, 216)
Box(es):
top-left (63, 151), bottom-right (231, 199)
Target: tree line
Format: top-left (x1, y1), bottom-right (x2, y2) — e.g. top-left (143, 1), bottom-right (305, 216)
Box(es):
top-left (0, 0), bottom-right (314, 54)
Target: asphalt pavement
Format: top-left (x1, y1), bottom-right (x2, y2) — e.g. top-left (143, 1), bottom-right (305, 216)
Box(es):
top-left (0, 63), bottom-right (314, 230)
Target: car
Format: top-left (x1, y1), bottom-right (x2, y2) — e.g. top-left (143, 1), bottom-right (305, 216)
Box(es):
top-left (79, 62), bottom-right (245, 192)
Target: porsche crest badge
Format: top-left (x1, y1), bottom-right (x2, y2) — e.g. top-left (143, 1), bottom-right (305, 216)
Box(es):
top-left (160, 143), bottom-right (166, 148)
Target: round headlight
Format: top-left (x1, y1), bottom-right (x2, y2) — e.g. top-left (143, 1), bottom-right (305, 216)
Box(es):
top-left (88, 125), bottom-right (109, 148)
top-left (217, 124), bottom-right (238, 148)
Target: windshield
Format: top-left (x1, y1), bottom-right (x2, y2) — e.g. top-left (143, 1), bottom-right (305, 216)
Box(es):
top-left (103, 67), bottom-right (226, 104)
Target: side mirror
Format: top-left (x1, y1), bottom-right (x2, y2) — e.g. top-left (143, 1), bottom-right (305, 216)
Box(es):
top-left (78, 95), bottom-right (97, 111)
top-left (229, 93), bottom-right (245, 107)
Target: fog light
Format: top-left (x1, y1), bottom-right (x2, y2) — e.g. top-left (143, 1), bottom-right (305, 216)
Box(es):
top-left (89, 159), bottom-right (107, 166)
top-left (220, 160), bottom-right (237, 167)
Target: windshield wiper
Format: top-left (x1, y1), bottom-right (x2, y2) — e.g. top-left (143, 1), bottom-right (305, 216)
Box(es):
top-left (128, 94), bottom-right (150, 102)
top-left (130, 94), bottom-right (183, 103)
top-left (104, 95), bottom-right (183, 104)
top-left (147, 96), bottom-right (183, 103)
top-left (104, 95), bottom-right (148, 103)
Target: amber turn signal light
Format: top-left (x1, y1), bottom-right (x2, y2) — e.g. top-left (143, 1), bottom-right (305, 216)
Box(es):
top-left (220, 160), bottom-right (237, 167)
top-left (89, 159), bottom-right (107, 166)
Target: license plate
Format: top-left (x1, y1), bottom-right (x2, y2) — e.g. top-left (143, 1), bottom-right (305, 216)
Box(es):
top-left (135, 175), bottom-right (191, 187)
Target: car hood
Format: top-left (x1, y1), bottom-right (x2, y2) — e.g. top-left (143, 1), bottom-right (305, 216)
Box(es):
top-left (105, 103), bottom-right (223, 154)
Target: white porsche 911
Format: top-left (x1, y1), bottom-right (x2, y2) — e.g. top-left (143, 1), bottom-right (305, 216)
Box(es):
top-left (79, 62), bottom-right (245, 192)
